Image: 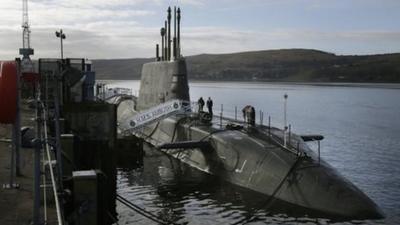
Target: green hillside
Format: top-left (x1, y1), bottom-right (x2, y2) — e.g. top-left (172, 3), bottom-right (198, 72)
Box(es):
top-left (93, 49), bottom-right (400, 82)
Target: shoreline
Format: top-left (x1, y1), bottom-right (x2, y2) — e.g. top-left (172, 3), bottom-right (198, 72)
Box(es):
top-left (97, 79), bottom-right (400, 89)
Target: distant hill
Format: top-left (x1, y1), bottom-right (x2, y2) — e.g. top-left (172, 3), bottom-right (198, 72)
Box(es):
top-left (93, 49), bottom-right (400, 82)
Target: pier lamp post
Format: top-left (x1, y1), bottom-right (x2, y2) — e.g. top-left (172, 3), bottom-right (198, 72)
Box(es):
top-left (55, 29), bottom-right (66, 59)
top-left (283, 93), bottom-right (288, 147)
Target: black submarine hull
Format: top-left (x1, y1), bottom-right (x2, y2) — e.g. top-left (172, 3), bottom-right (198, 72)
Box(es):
top-left (111, 59), bottom-right (383, 219)
top-left (115, 103), bottom-right (382, 219)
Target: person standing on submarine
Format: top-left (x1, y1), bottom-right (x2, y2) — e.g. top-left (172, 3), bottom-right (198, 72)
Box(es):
top-left (206, 97), bottom-right (213, 116)
top-left (198, 97), bottom-right (205, 112)
top-left (242, 105), bottom-right (256, 126)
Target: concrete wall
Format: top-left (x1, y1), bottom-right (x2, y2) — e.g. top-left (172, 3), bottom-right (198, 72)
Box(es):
top-left (137, 59), bottom-right (189, 111)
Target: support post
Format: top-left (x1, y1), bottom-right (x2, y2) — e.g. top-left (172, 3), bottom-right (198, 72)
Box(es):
top-left (235, 106), bottom-right (237, 121)
top-left (160, 28), bottom-right (165, 61)
top-left (3, 126), bottom-right (18, 189)
top-left (101, 84), bottom-right (105, 99)
top-left (220, 104), bottom-right (223, 128)
top-left (61, 134), bottom-right (75, 176)
top-left (268, 116), bottom-right (271, 136)
top-left (283, 94), bottom-right (288, 147)
top-left (33, 98), bottom-right (42, 225)
top-left (10, 127), bottom-right (16, 186)
top-left (156, 44), bottom-right (160, 61)
top-left (55, 29), bottom-right (66, 60)
top-left (167, 7), bottom-right (171, 61)
top-left (60, 35), bottom-right (63, 59)
top-left (164, 21), bottom-right (168, 61)
top-left (318, 140), bottom-right (321, 165)
top-left (177, 7), bottom-right (181, 58)
top-left (173, 37), bottom-right (177, 60)
top-left (54, 76), bottom-right (63, 191)
top-left (15, 58), bottom-right (21, 176)
top-left (174, 6), bottom-right (177, 39)
top-left (174, 6), bottom-right (177, 59)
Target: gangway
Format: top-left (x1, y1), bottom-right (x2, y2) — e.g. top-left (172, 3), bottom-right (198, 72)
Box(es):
top-left (120, 99), bottom-right (191, 134)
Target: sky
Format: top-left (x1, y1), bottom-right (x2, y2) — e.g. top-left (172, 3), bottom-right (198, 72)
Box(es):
top-left (0, 0), bottom-right (399, 60)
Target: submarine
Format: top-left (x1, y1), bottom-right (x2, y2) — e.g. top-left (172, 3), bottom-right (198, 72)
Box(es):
top-left (108, 7), bottom-right (383, 220)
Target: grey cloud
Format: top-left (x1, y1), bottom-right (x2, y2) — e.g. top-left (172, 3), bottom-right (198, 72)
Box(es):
top-left (2, 25), bottom-right (400, 60)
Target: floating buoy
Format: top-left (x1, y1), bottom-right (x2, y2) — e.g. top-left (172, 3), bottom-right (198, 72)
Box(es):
top-left (0, 61), bottom-right (18, 124)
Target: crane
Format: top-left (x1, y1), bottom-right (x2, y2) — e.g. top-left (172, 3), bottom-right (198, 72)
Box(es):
top-left (19, 0), bottom-right (34, 72)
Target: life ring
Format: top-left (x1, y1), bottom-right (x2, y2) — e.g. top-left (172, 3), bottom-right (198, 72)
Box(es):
top-left (0, 61), bottom-right (18, 124)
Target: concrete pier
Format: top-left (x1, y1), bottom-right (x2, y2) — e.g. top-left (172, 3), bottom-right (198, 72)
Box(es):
top-left (0, 100), bottom-right (57, 225)
top-left (0, 100), bottom-right (144, 225)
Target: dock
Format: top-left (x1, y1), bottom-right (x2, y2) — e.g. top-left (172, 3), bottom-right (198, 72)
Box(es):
top-left (0, 100), bottom-right (58, 225)
top-left (0, 58), bottom-right (144, 225)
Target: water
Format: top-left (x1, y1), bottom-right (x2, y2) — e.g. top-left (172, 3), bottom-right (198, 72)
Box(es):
top-left (108, 80), bottom-right (400, 225)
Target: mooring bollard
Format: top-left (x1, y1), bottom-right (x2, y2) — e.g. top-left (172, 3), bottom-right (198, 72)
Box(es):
top-left (73, 170), bottom-right (99, 225)
top-left (60, 134), bottom-right (75, 177)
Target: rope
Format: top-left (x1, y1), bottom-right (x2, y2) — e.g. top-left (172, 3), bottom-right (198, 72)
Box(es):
top-left (41, 125), bottom-right (48, 224)
top-left (116, 194), bottom-right (179, 225)
top-left (107, 210), bottom-right (120, 225)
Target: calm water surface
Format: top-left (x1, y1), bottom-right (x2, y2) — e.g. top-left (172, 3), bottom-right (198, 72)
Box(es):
top-left (108, 81), bottom-right (400, 225)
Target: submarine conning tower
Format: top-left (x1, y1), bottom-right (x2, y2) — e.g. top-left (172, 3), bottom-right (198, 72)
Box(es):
top-left (137, 6), bottom-right (189, 111)
top-left (137, 59), bottom-right (189, 111)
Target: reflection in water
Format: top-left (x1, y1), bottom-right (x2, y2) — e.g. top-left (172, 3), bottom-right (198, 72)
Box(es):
top-left (116, 145), bottom-right (383, 225)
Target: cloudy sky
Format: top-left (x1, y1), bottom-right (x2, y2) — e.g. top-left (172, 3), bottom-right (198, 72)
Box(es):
top-left (0, 0), bottom-right (399, 60)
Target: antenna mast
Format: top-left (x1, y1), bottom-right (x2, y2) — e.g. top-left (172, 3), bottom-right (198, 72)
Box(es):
top-left (19, 0), bottom-right (34, 71)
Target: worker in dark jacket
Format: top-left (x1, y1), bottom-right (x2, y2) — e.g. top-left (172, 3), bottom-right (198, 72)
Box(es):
top-left (206, 97), bottom-right (213, 115)
top-left (242, 105), bottom-right (255, 126)
top-left (198, 97), bottom-right (205, 112)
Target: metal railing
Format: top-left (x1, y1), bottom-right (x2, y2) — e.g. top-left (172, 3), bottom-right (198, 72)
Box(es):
top-left (103, 87), bottom-right (309, 159)
top-left (96, 84), bottom-right (136, 101)
top-left (32, 84), bottom-right (64, 225)
top-left (190, 102), bottom-right (304, 156)
top-left (41, 101), bottom-right (63, 225)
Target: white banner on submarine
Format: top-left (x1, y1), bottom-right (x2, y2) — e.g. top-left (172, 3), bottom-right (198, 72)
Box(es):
top-left (123, 99), bottom-right (190, 132)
